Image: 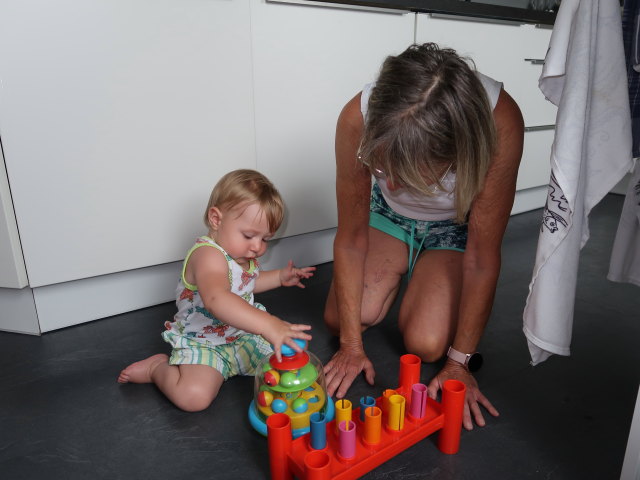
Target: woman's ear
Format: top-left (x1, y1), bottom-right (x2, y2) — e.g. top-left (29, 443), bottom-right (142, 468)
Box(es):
top-left (207, 207), bottom-right (223, 231)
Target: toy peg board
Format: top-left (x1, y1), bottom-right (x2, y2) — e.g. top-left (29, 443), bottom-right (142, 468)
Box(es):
top-left (286, 397), bottom-right (445, 480)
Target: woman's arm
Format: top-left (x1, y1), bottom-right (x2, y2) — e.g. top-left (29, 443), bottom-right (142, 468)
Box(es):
top-left (334, 93), bottom-right (371, 351)
top-left (456, 89), bottom-right (524, 357)
top-left (323, 93), bottom-right (377, 397)
top-left (428, 89), bottom-right (524, 429)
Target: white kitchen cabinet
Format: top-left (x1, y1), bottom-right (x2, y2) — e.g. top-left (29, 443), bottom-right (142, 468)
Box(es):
top-left (416, 13), bottom-right (555, 200)
top-left (416, 14), bottom-right (556, 128)
top-left (0, 149), bottom-right (27, 289)
top-left (0, 1), bottom-right (557, 333)
top-left (250, 0), bottom-right (415, 236)
top-left (517, 128), bottom-right (554, 191)
top-left (0, 0), bottom-right (256, 288)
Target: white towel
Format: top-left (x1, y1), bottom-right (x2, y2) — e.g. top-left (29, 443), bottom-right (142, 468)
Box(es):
top-left (522, 0), bottom-right (634, 365)
top-left (608, 163), bottom-right (640, 287)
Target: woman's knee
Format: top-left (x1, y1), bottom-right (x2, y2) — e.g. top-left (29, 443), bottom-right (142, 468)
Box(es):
top-left (360, 302), bottom-right (389, 328)
top-left (323, 292), bottom-right (384, 335)
top-left (403, 332), bottom-right (449, 363)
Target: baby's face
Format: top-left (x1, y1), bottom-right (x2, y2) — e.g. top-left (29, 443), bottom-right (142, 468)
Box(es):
top-left (216, 202), bottom-right (273, 267)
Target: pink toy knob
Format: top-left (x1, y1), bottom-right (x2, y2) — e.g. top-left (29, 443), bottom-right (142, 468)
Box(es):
top-left (409, 383), bottom-right (428, 419)
top-left (338, 420), bottom-right (356, 460)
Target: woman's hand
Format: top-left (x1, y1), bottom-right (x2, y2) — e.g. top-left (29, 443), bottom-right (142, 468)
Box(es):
top-left (427, 359), bottom-right (499, 430)
top-left (279, 260), bottom-right (316, 288)
top-left (323, 345), bottom-right (375, 398)
top-left (260, 316), bottom-right (312, 363)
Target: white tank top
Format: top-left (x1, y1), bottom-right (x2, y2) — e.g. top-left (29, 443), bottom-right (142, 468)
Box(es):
top-left (361, 72), bottom-right (502, 221)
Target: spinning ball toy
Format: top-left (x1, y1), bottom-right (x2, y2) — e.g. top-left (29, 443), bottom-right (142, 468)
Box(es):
top-left (248, 339), bottom-right (334, 438)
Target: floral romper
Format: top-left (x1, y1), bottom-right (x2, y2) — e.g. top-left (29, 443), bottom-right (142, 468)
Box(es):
top-left (162, 236), bottom-right (272, 379)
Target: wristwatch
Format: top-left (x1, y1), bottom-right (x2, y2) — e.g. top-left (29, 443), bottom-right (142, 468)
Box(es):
top-left (446, 346), bottom-right (483, 372)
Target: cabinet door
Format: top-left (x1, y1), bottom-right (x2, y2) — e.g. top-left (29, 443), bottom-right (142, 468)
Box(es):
top-left (416, 15), bottom-right (556, 128)
top-left (416, 14), bottom-right (555, 191)
top-left (251, 0), bottom-right (415, 236)
top-left (0, 150), bottom-right (27, 289)
top-left (0, 0), bottom-right (256, 287)
top-left (517, 129), bottom-right (554, 190)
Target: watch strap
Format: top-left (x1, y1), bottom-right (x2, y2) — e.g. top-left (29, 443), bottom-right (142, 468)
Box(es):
top-left (447, 346), bottom-right (471, 366)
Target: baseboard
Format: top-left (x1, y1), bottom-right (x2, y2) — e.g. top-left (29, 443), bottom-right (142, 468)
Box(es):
top-left (0, 286), bottom-right (40, 334)
top-left (33, 262), bottom-right (182, 332)
top-left (26, 228), bottom-right (336, 333)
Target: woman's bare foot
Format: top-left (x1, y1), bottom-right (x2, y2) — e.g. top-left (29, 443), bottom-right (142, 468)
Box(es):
top-left (117, 354), bottom-right (168, 384)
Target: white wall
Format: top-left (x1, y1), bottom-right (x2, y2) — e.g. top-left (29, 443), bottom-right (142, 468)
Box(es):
top-left (0, 1), bottom-right (555, 333)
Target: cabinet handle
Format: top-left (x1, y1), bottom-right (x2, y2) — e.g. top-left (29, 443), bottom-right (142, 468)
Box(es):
top-left (524, 58), bottom-right (545, 65)
top-left (266, 0), bottom-right (409, 14)
top-left (429, 13), bottom-right (525, 26)
top-left (525, 125), bottom-right (555, 132)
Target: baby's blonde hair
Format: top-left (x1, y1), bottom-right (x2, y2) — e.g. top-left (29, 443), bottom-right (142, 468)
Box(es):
top-left (360, 43), bottom-right (497, 223)
top-left (203, 169), bottom-right (285, 233)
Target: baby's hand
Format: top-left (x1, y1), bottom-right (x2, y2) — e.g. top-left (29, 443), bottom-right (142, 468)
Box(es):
top-left (280, 260), bottom-right (316, 288)
top-left (262, 316), bottom-right (312, 362)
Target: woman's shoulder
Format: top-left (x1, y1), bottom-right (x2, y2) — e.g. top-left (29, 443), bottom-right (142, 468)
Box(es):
top-left (338, 91), bottom-right (365, 135)
top-left (360, 82), bottom-right (375, 117)
top-left (475, 72), bottom-right (503, 110)
top-left (493, 89), bottom-right (524, 135)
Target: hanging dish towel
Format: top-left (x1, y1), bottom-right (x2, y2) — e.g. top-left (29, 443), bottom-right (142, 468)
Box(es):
top-left (608, 164), bottom-right (640, 287)
top-left (608, 0), bottom-right (640, 287)
top-left (522, 0), bottom-right (634, 365)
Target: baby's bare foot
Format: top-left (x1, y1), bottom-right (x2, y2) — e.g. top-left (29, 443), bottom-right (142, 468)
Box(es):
top-left (117, 354), bottom-right (168, 384)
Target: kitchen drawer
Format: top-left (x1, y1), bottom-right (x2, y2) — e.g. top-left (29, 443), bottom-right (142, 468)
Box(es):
top-left (416, 14), bottom-right (557, 128)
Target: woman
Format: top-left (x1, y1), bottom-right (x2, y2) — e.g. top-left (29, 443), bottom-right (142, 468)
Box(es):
top-left (323, 43), bottom-right (524, 430)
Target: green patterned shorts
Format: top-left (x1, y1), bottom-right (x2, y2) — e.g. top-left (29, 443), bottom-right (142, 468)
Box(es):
top-left (163, 331), bottom-right (272, 380)
top-left (369, 182), bottom-right (467, 252)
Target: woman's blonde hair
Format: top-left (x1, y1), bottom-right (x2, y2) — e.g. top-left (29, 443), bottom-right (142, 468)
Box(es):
top-left (359, 43), bottom-right (497, 223)
top-left (203, 169), bottom-right (285, 232)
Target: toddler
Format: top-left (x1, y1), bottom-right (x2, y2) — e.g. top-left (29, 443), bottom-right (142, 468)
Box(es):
top-left (118, 169), bottom-right (314, 412)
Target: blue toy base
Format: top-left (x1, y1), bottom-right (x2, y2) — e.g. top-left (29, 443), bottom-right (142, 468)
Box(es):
top-left (248, 397), bottom-right (335, 438)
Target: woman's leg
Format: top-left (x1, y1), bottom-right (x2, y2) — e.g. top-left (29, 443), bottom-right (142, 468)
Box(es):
top-left (324, 227), bottom-right (409, 334)
top-left (118, 355), bottom-right (224, 412)
top-left (398, 249), bottom-right (464, 362)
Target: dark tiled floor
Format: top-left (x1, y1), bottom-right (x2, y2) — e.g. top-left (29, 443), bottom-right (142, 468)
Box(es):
top-left (1, 194), bottom-right (638, 480)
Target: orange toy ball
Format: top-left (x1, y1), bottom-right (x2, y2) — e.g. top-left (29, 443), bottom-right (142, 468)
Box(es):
top-left (264, 369), bottom-right (280, 386)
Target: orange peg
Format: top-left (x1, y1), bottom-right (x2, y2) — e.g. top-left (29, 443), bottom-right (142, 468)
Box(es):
top-left (363, 406), bottom-right (382, 445)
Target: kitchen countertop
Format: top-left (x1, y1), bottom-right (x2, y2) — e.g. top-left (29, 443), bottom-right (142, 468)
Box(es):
top-left (291, 0), bottom-right (557, 25)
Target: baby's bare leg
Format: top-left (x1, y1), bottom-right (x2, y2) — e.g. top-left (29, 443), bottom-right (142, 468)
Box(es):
top-left (151, 363), bottom-right (224, 412)
top-left (118, 356), bottom-right (224, 412)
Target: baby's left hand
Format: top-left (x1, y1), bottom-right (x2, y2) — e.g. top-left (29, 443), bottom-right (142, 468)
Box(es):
top-left (280, 260), bottom-right (316, 288)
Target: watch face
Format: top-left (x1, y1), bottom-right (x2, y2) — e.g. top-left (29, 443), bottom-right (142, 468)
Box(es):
top-left (468, 353), bottom-right (483, 372)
